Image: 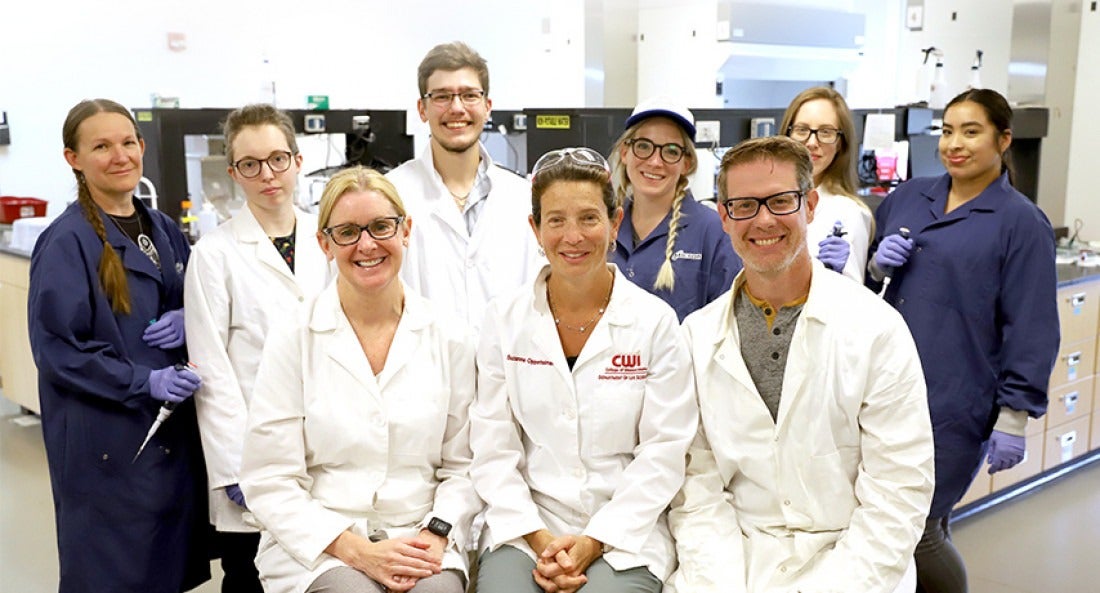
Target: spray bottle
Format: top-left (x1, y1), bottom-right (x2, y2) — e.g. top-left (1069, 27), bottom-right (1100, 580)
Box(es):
top-left (928, 49), bottom-right (948, 109)
top-left (967, 50), bottom-right (984, 90)
top-left (915, 47), bottom-right (937, 105)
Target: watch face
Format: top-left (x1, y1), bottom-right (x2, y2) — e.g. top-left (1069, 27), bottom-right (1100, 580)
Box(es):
top-left (428, 517), bottom-right (452, 537)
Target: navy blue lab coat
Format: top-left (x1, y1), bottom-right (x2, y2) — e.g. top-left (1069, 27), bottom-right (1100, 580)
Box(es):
top-left (868, 173), bottom-right (1060, 518)
top-left (28, 198), bottom-right (210, 592)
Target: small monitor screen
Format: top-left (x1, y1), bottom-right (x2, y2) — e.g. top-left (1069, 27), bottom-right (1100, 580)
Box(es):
top-left (908, 134), bottom-right (946, 180)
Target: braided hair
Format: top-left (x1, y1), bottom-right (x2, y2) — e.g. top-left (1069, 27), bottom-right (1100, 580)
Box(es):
top-left (609, 118), bottom-right (697, 292)
top-left (62, 99), bottom-right (142, 314)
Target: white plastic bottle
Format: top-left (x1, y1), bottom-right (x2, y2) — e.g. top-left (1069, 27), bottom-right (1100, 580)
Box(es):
top-left (914, 47), bottom-right (937, 105)
top-left (929, 53), bottom-right (948, 109)
top-left (260, 55), bottom-right (277, 106)
top-left (967, 50), bottom-right (984, 90)
top-left (197, 201), bottom-right (219, 237)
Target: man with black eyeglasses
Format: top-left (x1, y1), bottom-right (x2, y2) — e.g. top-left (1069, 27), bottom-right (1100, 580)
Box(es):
top-left (667, 136), bottom-right (934, 593)
top-left (387, 41), bottom-right (540, 333)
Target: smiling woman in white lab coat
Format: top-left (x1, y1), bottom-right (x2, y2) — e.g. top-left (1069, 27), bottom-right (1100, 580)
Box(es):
top-left (184, 104), bottom-right (330, 593)
top-left (471, 148), bottom-right (698, 593)
top-left (239, 166), bottom-right (479, 593)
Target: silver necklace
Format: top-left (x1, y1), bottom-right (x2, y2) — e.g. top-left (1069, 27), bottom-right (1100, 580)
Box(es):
top-left (546, 275), bottom-right (614, 333)
top-left (106, 211), bottom-right (161, 268)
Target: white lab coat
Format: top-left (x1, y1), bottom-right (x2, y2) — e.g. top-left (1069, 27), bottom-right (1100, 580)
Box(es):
top-left (471, 264), bottom-right (698, 582)
top-left (387, 144), bottom-right (541, 332)
top-left (184, 205), bottom-right (331, 531)
top-left (668, 261), bottom-right (934, 593)
top-left (806, 185), bottom-right (873, 283)
top-left (239, 283), bottom-right (480, 593)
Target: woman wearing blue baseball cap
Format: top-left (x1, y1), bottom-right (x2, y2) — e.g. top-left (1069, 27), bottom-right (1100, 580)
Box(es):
top-left (609, 97), bottom-right (741, 322)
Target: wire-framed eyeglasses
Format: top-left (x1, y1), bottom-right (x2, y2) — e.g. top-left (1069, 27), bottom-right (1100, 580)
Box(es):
top-left (531, 147), bottom-right (611, 178)
top-left (787, 125), bottom-right (842, 145)
top-left (232, 151), bottom-right (295, 178)
top-left (422, 89), bottom-right (486, 107)
top-left (625, 137), bottom-right (686, 164)
top-left (720, 190), bottom-right (805, 220)
top-left (323, 216), bottom-right (406, 246)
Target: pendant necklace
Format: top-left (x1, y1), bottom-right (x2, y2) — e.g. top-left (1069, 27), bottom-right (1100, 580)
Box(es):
top-left (547, 274), bottom-right (614, 333)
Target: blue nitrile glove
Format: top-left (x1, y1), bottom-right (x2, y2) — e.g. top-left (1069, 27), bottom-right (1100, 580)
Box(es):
top-left (225, 484), bottom-right (247, 509)
top-left (143, 309), bottom-right (186, 349)
top-left (817, 235), bottom-right (850, 273)
top-left (987, 431), bottom-right (1026, 473)
top-left (148, 365), bottom-right (202, 404)
top-left (874, 233), bottom-right (915, 269)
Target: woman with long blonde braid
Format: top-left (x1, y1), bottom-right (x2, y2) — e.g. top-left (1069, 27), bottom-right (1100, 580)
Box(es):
top-left (29, 99), bottom-right (210, 593)
top-left (609, 98), bottom-right (740, 321)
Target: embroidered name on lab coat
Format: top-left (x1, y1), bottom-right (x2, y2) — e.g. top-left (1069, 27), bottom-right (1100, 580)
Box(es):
top-left (598, 353), bottom-right (648, 381)
top-left (506, 354), bottom-right (554, 366)
top-left (670, 249), bottom-right (702, 261)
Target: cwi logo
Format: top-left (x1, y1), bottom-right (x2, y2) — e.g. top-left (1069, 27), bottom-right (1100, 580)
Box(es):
top-left (611, 353), bottom-right (642, 368)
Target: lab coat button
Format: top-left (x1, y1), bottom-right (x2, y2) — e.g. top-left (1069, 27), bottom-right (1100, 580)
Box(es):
top-left (783, 499), bottom-right (791, 506)
top-left (466, 259), bottom-right (475, 269)
top-left (573, 467), bottom-right (584, 478)
top-left (898, 298), bottom-right (905, 305)
top-left (628, 269), bottom-right (635, 278)
top-left (101, 453), bottom-right (109, 461)
top-left (163, 448), bottom-right (171, 455)
top-left (564, 408), bottom-right (576, 419)
top-left (298, 296), bottom-right (304, 302)
top-left (780, 566), bottom-right (788, 573)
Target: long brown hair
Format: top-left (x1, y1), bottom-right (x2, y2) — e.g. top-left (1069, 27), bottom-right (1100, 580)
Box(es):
top-left (779, 86), bottom-right (858, 197)
top-left (62, 99), bottom-right (142, 314)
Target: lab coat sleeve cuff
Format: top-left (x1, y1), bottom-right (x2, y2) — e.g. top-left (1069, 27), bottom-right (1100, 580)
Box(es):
top-left (993, 406), bottom-right (1029, 436)
top-left (867, 257), bottom-right (887, 282)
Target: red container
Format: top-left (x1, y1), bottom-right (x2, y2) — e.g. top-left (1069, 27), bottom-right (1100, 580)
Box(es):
top-left (0, 197), bottom-right (48, 223)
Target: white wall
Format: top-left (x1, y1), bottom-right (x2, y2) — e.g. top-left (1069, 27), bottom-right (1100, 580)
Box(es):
top-left (0, 0), bottom-right (586, 213)
top-left (1061, 1), bottom-right (1100, 232)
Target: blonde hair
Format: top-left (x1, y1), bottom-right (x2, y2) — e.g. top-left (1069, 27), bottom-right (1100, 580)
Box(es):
top-left (609, 117), bottom-right (697, 292)
top-left (63, 99), bottom-right (140, 315)
top-left (316, 166), bottom-right (406, 232)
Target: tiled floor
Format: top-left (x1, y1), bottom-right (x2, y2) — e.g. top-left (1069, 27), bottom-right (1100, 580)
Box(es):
top-left (3, 395), bottom-right (1099, 593)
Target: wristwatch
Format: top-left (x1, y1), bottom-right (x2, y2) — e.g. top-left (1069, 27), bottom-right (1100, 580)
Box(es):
top-left (426, 517), bottom-right (452, 539)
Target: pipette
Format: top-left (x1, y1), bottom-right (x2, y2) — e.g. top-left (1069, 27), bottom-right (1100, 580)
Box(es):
top-left (877, 227), bottom-right (911, 298)
top-left (132, 362), bottom-right (195, 463)
top-left (831, 220), bottom-right (847, 238)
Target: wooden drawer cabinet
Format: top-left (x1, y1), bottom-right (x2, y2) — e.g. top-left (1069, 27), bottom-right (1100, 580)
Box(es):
top-left (1057, 283), bottom-right (1100, 346)
top-left (1049, 341), bottom-right (1095, 391)
top-left (1047, 377), bottom-right (1094, 429)
top-left (1043, 415), bottom-right (1092, 471)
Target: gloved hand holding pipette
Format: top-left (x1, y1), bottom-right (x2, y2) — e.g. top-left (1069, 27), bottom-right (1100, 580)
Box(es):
top-left (872, 228), bottom-right (913, 297)
top-left (817, 220), bottom-right (850, 273)
top-left (143, 308), bottom-right (186, 350)
top-left (149, 362), bottom-right (201, 404)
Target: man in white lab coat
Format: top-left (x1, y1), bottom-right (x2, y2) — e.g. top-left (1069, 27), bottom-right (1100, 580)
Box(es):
top-left (669, 136), bottom-right (935, 593)
top-left (387, 41), bottom-right (540, 332)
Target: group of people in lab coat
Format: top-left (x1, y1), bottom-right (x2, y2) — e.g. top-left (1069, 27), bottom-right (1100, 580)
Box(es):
top-left (27, 38), bottom-right (1059, 593)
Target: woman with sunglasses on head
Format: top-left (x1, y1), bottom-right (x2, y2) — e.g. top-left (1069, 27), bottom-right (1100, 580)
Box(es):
top-left (239, 166), bottom-right (479, 593)
top-left (183, 104), bottom-right (331, 592)
top-left (780, 86), bottom-right (873, 282)
top-left (867, 89), bottom-right (1059, 593)
top-left (471, 148), bottom-right (698, 593)
top-left (609, 97), bottom-right (741, 322)
top-left (29, 99), bottom-right (209, 592)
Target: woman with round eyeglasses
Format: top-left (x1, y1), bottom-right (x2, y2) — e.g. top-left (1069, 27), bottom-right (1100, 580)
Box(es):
top-left (183, 104), bottom-right (331, 593)
top-left (471, 147), bottom-right (697, 593)
top-left (780, 87), bottom-right (873, 282)
top-left (239, 165), bottom-right (479, 593)
top-left (609, 97), bottom-right (741, 322)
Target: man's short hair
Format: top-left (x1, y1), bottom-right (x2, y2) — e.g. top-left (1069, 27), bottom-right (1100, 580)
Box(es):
top-left (717, 136), bottom-right (815, 202)
top-left (417, 41), bottom-right (490, 97)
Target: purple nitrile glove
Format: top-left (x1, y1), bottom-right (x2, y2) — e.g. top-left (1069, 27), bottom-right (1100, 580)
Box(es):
top-left (987, 431), bottom-right (1026, 473)
top-left (817, 235), bottom-right (850, 273)
top-left (148, 365), bottom-right (202, 404)
top-left (143, 308), bottom-right (186, 349)
top-left (874, 233), bottom-right (915, 270)
top-left (225, 484), bottom-right (248, 509)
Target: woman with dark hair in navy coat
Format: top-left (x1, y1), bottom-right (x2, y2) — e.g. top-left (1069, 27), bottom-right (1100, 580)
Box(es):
top-left (28, 99), bottom-right (210, 593)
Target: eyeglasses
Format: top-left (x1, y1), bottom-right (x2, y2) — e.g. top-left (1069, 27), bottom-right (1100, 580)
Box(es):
top-left (422, 89), bottom-right (486, 107)
top-left (720, 190), bottom-right (804, 220)
top-left (232, 151), bottom-right (295, 178)
top-left (787, 125), bottom-right (842, 145)
top-left (531, 147), bottom-right (611, 178)
top-left (625, 137), bottom-right (686, 164)
top-left (323, 216), bottom-right (406, 246)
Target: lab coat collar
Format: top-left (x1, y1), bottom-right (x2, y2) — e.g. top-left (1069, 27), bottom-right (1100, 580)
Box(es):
top-left (617, 191), bottom-right (698, 253)
top-left (922, 172), bottom-right (1008, 218)
top-left (418, 142), bottom-right (495, 236)
top-left (530, 263), bottom-right (635, 328)
top-left (228, 204), bottom-right (303, 282)
top-left (309, 279), bottom-right (430, 334)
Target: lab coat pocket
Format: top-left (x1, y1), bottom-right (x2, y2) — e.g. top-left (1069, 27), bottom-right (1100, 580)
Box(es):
top-left (590, 383), bottom-right (645, 455)
top-left (802, 447), bottom-right (858, 529)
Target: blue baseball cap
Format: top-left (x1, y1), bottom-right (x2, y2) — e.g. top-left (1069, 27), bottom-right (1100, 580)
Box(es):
top-left (624, 97), bottom-right (696, 141)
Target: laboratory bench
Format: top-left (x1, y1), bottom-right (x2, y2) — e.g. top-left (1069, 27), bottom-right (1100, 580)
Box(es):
top-left (3, 242), bottom-right (1100, 514)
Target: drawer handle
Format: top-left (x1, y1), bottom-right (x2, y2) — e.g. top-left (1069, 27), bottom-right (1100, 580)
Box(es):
top-left (1069, 293), bottom-right (1087, 307)
top-left (1065, 352), bottom-right (1082, 366)
top-left (1059, 431), bottom-right (1078, 447)
top-left (1063, 392), bottom-right (1079, 413)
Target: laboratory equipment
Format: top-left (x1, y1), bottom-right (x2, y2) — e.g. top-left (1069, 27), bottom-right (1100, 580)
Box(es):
top-left (132, 362), bottom-right (195, 463)
top-left (968, 50), bottom-right (984, 90)
top-left (929, 50), bottom-right (948, 109)
top-left (878, 227), bottom-right (911, 298)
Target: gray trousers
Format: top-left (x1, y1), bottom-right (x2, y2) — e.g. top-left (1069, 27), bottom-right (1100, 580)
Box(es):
top-left (477, 544), bottom-right (661, 593)
top-left (306, 566), bottom-right (465, 593)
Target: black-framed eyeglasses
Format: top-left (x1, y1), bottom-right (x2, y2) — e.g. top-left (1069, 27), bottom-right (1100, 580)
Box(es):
top-left (626, 137), bottom-right (686, 164)
top-left (232, 151), bottom-right (295, 178)
top-left (323, 216), bottom-right (406, 246)
top-left (787, 125), bottom-right (842, 145)
top-left (720, 190), bottom-right (804, 220)
top-left (531, 147), bottom-right (611, 178)
top-left (422, 89), bottom-right (486, 107)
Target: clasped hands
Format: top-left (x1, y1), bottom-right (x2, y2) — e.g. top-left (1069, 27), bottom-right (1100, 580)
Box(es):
top-left (325, 528), bottom-right (446, 592)
top-left (528, 531), bottom-right (605, 593)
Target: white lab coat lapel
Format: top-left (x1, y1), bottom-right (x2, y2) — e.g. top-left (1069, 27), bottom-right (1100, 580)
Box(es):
top-left (572, 265), bottom-right (626, 372)
top-left (312, 285), bottom-right (382, 402)
top-left (375, 284), bottom-right (431, 390)
top-left (711, 277), bottom-right (760, 395)
top-left (418, 147), bottom-right (473, 240)
top-left (530, 268), bottom-right (577, 391)
top-left (230, 205), bottom-right (297, 284)
top-left (774, 264), bottom-right (825, 434)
